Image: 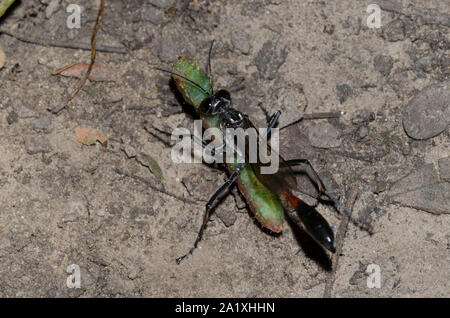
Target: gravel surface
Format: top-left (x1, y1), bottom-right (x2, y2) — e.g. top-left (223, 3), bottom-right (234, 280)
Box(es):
top-left (0, 0), bottom-right (448, 297)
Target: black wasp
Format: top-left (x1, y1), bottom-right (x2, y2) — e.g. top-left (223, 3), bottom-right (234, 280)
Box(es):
top-left (157, 41), bottom-right (358, 264)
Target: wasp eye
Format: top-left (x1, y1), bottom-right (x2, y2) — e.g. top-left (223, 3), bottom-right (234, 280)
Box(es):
top-left (216, 90), bottom-right (231, 103)
top-left (199, 96), bottom-right (214, 114)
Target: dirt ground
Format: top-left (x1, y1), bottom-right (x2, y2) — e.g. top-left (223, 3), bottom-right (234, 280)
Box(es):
top-left (0, 0), bottom-right (448, 297)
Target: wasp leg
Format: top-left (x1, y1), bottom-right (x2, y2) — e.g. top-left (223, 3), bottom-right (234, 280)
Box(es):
top-left (282, 159), bottom-right (325, 193)
top-left (283, 159), bottom-right (372, 233)
top-left (176, 164), bottom-right (244, 264)
top-left (189, 133), bottom-right (225, 157)
top-left (262, 110), bottom-right (281, 138)
top-left (283, 158), bottom-right (343, 210)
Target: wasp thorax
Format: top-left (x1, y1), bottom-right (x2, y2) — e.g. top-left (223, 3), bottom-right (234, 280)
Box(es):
top-left (198, 89), bottom-right (231, 115)
top-left (219, 109), bottom-right (245, 129)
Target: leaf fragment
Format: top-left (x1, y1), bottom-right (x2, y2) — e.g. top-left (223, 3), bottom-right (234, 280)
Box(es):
top-left (137, 153), bottom-right (164, 181)
top-left (75, 127), bottom-right (108, 147)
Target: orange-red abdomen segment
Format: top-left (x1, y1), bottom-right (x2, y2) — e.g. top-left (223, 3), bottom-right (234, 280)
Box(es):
top-left (283, 189), bottom-right (301, 209)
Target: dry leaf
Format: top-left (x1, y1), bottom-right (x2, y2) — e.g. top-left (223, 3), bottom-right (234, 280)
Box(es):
top-left (0, 48), bottom-right (6, 69)
top-left (138, 153), bottom-right (164, 181)
top-left (75, 127), bottom-right (107, 147)
top-left (52, 63), bottom-right (116, 82)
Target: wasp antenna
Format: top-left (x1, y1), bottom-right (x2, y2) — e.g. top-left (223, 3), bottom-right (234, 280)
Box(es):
top-left (154, 67), bottom-right (211, 96)
top-left (207, 40), bottom-right (215, 95)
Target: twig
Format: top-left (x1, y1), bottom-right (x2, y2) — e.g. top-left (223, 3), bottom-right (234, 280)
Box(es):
top-left (143, 123), bottom-right (173, 147)
top-left (113, 167), bottom-right (200, 206)
top-left (0, 27), bottom-right (126, 54)
top-left (323, 188), bottom-right (358, 298)
top-left (70, 0), bottom-right (105, 101)
top-left (302, 111), bottom-right (344, 120)
top-left (280, 111), bottom-right (344, 130)
top-left (126, 105), bottom-right (158, 112)
top-left (83, 193), bottom-right (91, 224)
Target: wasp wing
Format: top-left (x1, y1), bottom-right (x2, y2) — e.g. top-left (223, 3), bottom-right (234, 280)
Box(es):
top-left (243, 117), bottom-right (298, 196)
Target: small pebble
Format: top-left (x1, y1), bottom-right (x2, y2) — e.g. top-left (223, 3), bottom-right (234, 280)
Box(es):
top-left (31, 115), bottom-right (53, 134)
top-left (438, 157), bottom-right (450, 181)
top-left (45, 0), bottom-right (60, 19)
top-left (255, 37), bottom-right (288, 80)
top-left (24, 136), bottom-right (52, 155)
top-left (216, 208), bottom-right (237, 227)
top-left (14, 101), bottom-right (37, 119)
top-left (7, 111), bottom-right (18, 125)
top-left (352, 109), bottom-right (375, 124)
top-left (308, 123), bottom-right (342, 148)
top-left (383, 19), bottom-right (405, 42)
top-left (336, 84), bottom-right (353, 104)
top-left (142, 6), bottom-right (164, 25)
top-left (356, 125), bottom-right (369, 140)
top-left (231, 30), bottom-right (251, 55)
top-left (374, 55), bottom-right (394, 76)
top-left (403, 81), bottom-right (449, 140)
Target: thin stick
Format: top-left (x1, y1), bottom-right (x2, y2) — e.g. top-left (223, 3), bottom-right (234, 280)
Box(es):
top-left (302, 111), bottom-right (345, 120)
top-left (113, 167), bottom-right (200, 206)
top-left (323, 189), bottom-right (358, 298)
top-left (0, 27), bottom-right (126, 54)
top-left (144, 123), bottom-right (173, 147)
top-left (207, 40), bottom-right (215, 95)
top-left (70, 0), bottom-right (105, 101)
